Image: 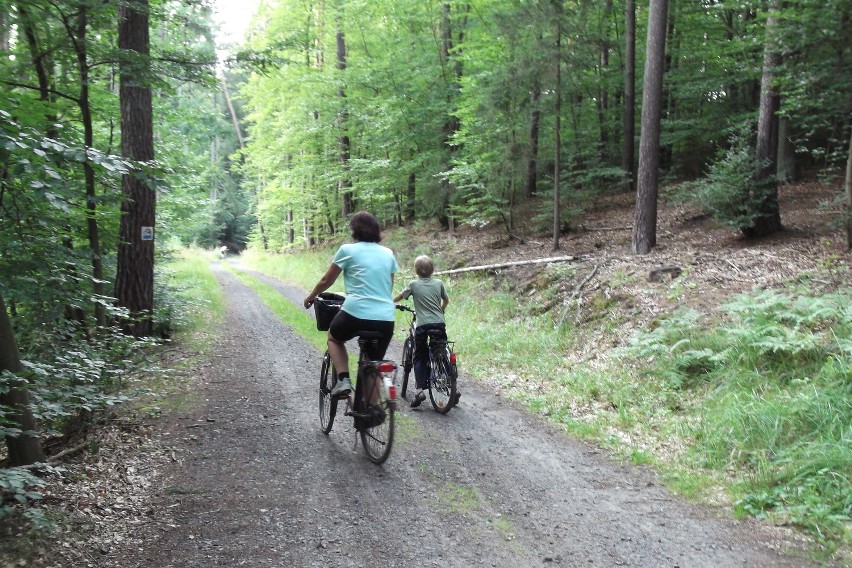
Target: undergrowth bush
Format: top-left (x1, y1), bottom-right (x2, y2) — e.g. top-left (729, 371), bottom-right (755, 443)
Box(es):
top-left (625, 288), bottom-right (852, 547)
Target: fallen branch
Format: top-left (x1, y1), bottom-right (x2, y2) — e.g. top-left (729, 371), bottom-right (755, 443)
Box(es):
top-left (579, 225), bottom-right (631, 232)
top-left (556, 264), bottom-right (599, 328)
top-left (435, 255), bottom-right (577, 275)
top-left (47, 442), bottom-right (89, 464)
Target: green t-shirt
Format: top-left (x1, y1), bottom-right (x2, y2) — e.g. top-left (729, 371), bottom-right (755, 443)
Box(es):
top-left (400, 277), bottom-right (448, 326)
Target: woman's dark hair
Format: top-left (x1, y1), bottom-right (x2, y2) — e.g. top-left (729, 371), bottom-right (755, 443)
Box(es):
top-left (350, 211), bottom-right (382, 242)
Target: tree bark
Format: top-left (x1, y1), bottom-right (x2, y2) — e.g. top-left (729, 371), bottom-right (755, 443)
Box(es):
top-left (622, 0), bottom-right (636, 193)
top-left (744, 0), bottom-right (782, 238)
top-left (115, 0), bottom-right (155, 337)
top-left (0, 292), bottom-right (46, 466)
top-left (631, 0), bottom-right (668, 255)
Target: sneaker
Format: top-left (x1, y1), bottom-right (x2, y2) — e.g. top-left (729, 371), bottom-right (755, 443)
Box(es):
top-left (330, 378), bottom-right (352, 398)
top-left (410, 391), bottom-right (426, 408)
top-left (451, 391), bottom-right (461, 406)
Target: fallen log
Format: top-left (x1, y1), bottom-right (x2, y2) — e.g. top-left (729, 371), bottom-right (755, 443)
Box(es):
top-left (435, 255), bottom-right (577, 275)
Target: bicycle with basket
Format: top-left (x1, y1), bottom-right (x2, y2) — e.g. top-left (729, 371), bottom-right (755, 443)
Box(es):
top-left (312, 292), bottom-right (398, 464)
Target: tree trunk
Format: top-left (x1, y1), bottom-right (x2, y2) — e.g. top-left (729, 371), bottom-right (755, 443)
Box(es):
top-left (622, 0), bottom-right (635, 193)
top-left (846, 126), bottom-right (852, 250)
top-left (115, 0), bottom-right (155, 337)
top-left (597, 0), bottom-right (612, 164)
top-left (631, 0), bottom-right (669, 255)
top-left (287, 208), bottom-right (294, 245)
top-left (337, 28), bottom-right (352, 220)
top-left (439, 2), bottom-right (463, 233)
top-left (0, 292), bottom-right (46, 466)
top-left (660, 7), bottom-right (678, 171)
top-left (18, 2), bottom-right (57, 138)
top-left (222, 78), bottom-right (245, 149)
top-left (525, 85), bottom-right (541, 198)
top-left (406, 171), bottom-right (416, 222)
top-left (776, 117), bottom-right (796, 184)
top-left (744, 0), bottom-right (782, 239)
top-left (552, 2), bottom-right (562, 252)
top-left (74, 6), bottom-right (107, 328)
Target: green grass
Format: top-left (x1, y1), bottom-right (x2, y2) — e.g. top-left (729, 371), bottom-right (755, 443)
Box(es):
top-left (223, 265), bottom-right (329, 352)
top-left (160, 246), bottom-right (226, 354)
top-left (233, 247), bottom-right (851, 553)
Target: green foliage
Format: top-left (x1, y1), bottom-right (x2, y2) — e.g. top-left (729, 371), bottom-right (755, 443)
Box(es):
top-left (668, 122), bottom-right (772, 230)
top-left (625, 288), bottom-right (852, 544)
top-left (0, 467), bottom-right (46, 516)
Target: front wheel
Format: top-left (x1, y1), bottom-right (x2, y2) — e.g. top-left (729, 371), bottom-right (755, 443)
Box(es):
top-left (428, 349), bottom-right (456, 415)
top-left (319, 352), bottom-right (337, 434)
top-left (400, 336), bottom-right (413, 398)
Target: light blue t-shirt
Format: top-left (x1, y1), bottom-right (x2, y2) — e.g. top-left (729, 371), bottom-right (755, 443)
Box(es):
top-left (332, 241), bottom-right (399, 321)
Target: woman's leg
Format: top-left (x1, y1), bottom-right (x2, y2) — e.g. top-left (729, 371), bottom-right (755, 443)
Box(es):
top-left (327, 334), bottom-right (349, 379)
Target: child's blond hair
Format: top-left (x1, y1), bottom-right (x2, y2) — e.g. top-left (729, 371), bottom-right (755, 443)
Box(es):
top-left (414, 255), bottom-right (435, 278)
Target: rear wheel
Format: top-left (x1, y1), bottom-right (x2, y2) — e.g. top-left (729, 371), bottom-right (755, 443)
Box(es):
top-left (359, 367), bottom-right (395, 464)
top-left (428, 348), bottom-right (456, 415)
top-left (400, 336), bottom-right (413, 398)
top-left (319, 352), bottom-right (337, 434)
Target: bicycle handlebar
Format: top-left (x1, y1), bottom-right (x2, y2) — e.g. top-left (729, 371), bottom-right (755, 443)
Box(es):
top-left (395, 304), bottom-right (415, 313)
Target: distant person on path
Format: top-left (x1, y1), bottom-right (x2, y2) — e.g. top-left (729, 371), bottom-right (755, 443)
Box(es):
top-left (219, 245), bottom-right (228, 259)
top-left (303, 211), bottom-right (398, 398)
top-left (393, 255), bottom-right (460, 407)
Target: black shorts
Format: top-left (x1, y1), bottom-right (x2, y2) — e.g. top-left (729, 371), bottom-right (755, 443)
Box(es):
top-left (328, 310), bottom-right (394, 360)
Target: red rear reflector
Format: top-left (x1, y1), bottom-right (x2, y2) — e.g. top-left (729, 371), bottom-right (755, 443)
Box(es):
top-left (450, 353), bottom-right (457, 365)
top-left (378, 362), bottom-right (395, 373)
top-left (388, 385), bottom-right (397, 399)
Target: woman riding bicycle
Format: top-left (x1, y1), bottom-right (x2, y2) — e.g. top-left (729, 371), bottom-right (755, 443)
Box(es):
top-left (303, 211), bottom-right (399, 398)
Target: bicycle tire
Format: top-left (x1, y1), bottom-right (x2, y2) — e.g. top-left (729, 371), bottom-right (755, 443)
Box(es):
top-left (359, 367), bottom-right (395, 464)
top-left (319, 351), bottom-right (337, 434)
top-left (400, 336), bottom-right (413, 398)
top-left (428, 348), bottom-right (456, 415)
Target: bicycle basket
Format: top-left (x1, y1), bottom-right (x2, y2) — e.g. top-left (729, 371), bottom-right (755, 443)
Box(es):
top-left (314, 292), bottom-right (344, 331)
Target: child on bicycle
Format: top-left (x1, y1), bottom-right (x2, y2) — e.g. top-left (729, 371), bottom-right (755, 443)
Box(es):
top-left (393, 255), bottom-right (460, 407)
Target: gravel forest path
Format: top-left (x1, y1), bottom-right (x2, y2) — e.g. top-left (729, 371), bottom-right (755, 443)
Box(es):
top-left (105, 261), bottom-right (821, 568)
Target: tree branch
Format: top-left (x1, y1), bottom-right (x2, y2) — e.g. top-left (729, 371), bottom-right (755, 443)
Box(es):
top-left (1, 80), bottom-right (80, 104)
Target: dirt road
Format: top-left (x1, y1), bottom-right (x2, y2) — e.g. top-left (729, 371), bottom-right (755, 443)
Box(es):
top-left (103, 263), bottom-right (820, 568)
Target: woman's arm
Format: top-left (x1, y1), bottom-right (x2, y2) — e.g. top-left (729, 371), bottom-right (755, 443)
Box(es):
top-left (303, 263), bottom-right (342, 308)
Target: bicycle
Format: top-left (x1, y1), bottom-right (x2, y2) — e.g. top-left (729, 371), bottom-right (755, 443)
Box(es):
top-left (313, 294), bottom-right (399, 464)
top-left (396, 305), bottom-right (458, 415)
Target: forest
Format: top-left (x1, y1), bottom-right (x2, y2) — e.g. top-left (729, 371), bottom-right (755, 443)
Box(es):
top-left (0, 0), bottom-right (850, 562)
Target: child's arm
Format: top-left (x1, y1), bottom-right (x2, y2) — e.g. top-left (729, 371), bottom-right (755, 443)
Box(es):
top-left (441, 297), bottom-right (449, 312)
top-left (393, 292), bottom-right (404, 303)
